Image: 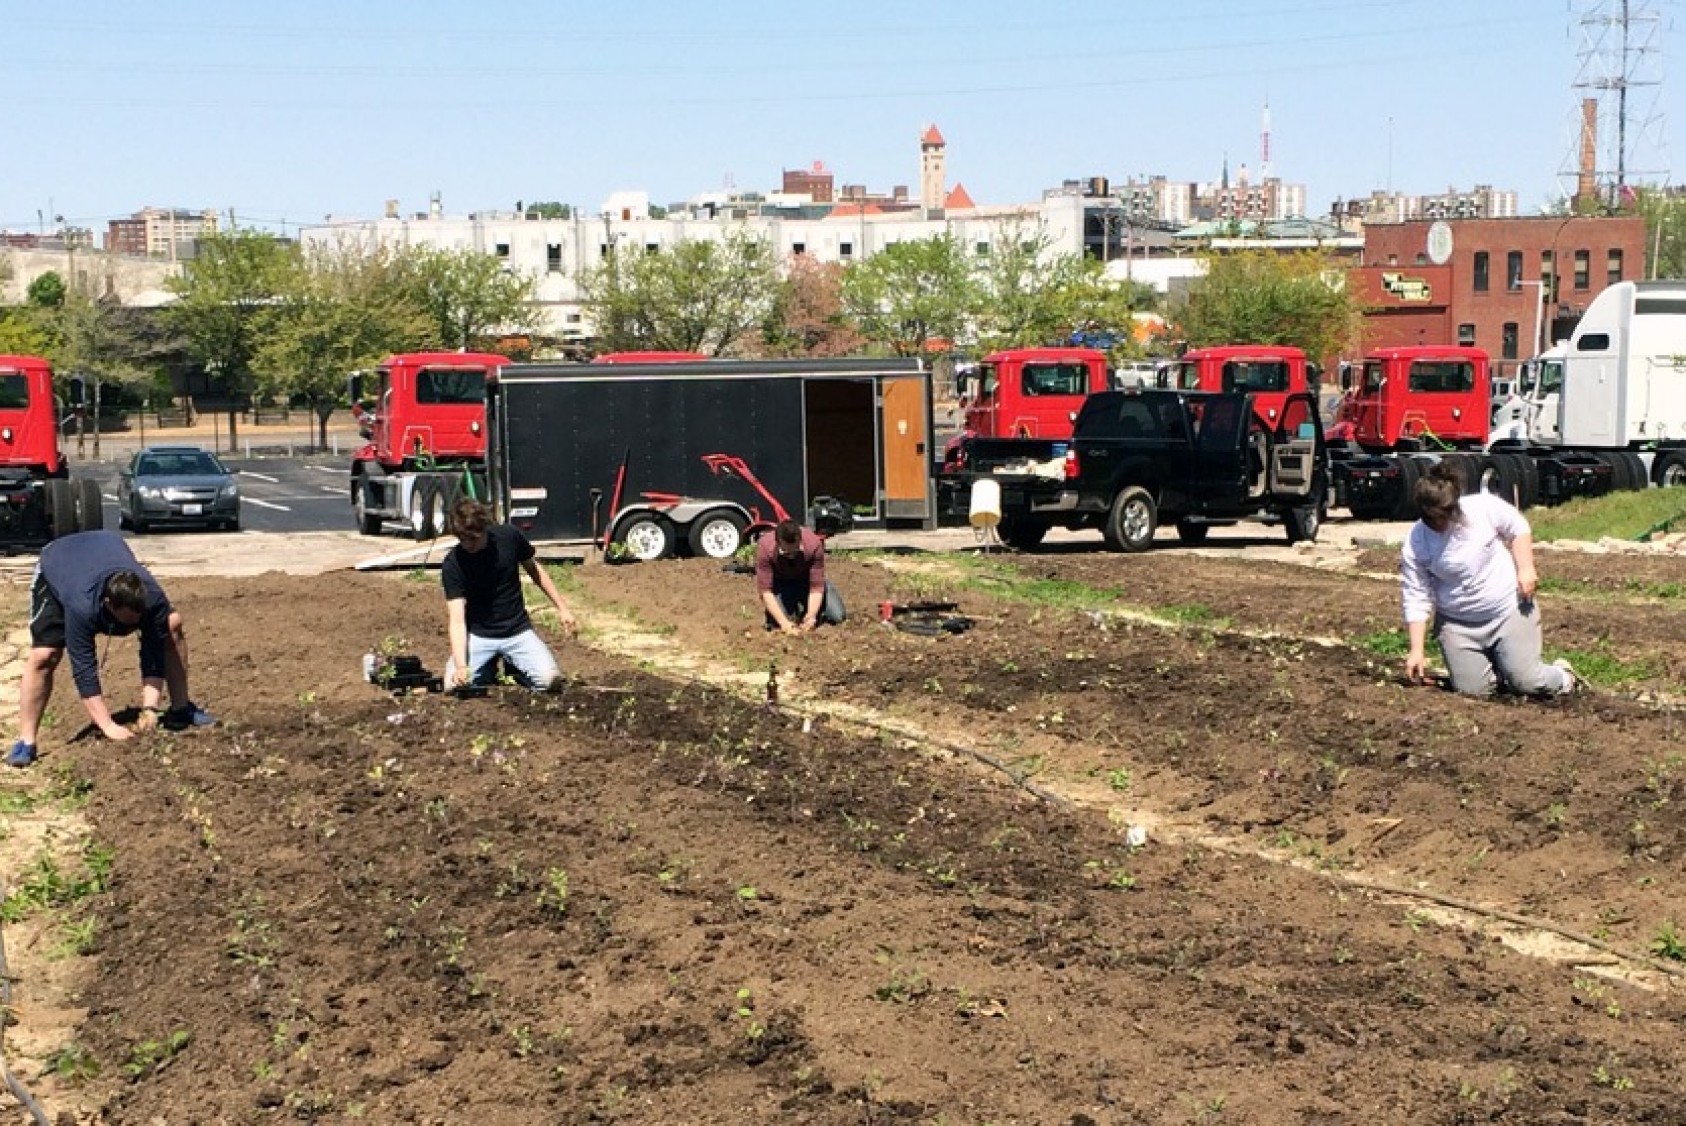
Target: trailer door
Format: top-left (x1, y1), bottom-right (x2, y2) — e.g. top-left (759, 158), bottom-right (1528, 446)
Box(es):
top-left (880, 375), bottom-right (928, 519)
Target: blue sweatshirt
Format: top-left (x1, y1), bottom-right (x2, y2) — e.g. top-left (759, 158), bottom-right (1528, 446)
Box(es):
top-left (38, 531), bottom-right (171, 698)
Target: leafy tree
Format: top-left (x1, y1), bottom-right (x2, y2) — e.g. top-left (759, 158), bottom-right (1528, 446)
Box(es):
top-left (255, 237), bottom-right (433, 450)
top-left (1634, 187), bottom-right (1686, 281)
top-left (27, 271), bottom-right (65, 309)
top-left (840, 234), bottom-right (975, 357)
top-left (1170, 250), bottom-right (1362, 362)
top-left (579, 231), bottom-right (780, 355)
top-left (0, 311), bottom-right (51, 356)
top-left (166, 231), bottom-right (299, 449)
top-left (761, 257), bottom-right (862, 357)
top-left (402, 245), bottom-right (537, 351)
top-left (521, 201), bottom-right (571, 220)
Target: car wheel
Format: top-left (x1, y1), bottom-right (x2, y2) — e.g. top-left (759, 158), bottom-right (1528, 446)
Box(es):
top-left (1103, 486), bottom-right (1157, 553)
top-left (614, 513), bottom-right (675, 562)
top-left (686, 509), bottom-right (747, 559)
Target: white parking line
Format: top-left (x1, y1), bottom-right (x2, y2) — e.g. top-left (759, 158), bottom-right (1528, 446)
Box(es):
top-left (307, 465), bottom-right (343, 474)
top-left (243, 497), bottom-right (291, 512)
top-left (320, 485), bottom-right (344, 494)
top-left (240, 471), bottom-right (280, 483)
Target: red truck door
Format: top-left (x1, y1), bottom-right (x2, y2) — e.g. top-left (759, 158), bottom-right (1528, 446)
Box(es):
top-left (0, 355), bottom-right (65, 476)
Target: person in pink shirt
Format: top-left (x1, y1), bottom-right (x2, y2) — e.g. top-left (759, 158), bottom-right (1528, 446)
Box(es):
top-left (1400, 461), bottom-right (1577, 697)
top-left (755, 520), bottom-right (846, 635)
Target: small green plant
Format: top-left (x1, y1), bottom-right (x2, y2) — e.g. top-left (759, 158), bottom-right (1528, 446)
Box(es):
top-left (1103, 766), bottom-right (1133, 793)
top-left (122, 1030), bottom-right (191, 1078)
top-left (537, 868), bottom-right (570, 917)
top-left (43, 1042), bottom-right (99, 1084)
top-left (1648, 919), bottom-right (1685, 961)
top-left (733, 987), bottom-right (766, 1041)
top-left (50, 916), bottom-right (99, 959)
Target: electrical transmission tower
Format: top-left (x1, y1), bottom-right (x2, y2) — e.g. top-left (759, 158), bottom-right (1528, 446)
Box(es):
top-left (1564, 0), bottom-right (1670, 206)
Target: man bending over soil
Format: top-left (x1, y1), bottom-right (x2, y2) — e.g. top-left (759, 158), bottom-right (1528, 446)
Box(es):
top-left (443, 498), bottom-right (577, 689)
top-left (756, 519), bottom-right (846, 635)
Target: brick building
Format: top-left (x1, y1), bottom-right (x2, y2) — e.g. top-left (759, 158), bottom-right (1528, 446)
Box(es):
top-left (1355, 215), bottom-right (1646, 369)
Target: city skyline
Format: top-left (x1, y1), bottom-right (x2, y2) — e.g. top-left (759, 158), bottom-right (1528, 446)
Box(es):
top-left (1, 0), bottom-right (1677, 235)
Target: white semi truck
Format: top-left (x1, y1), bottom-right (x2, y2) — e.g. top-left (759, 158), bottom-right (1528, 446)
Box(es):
top-left (1501, 280), bottom-right (1686, 495)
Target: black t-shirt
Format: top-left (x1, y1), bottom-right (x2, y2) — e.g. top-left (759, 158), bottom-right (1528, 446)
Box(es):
top-left (440, 524), bottom-right (535, 638)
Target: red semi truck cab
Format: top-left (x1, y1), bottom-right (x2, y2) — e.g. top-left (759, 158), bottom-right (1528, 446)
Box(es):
top-left (945, 347), bottom-right (1109, 464)
top-left (351, 351), bottom-right (509, 470)
top-left (0, 354), bottom-right (67, 477)
top-left (1159, 345), bottom-right (1313, 428)
top-left (1334, 345), bottom-right (1490, 452)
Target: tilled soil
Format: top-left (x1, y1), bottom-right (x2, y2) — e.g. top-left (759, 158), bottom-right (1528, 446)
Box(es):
top-left (6, 541), bottom-right (1686, 1124)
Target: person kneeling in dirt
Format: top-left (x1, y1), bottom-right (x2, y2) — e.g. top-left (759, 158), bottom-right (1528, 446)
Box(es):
top-left (1401, 460), bottom-right (1578, 698)
top-left (756, 519), bottom-right (846, 635)
top-left (443, 498), bottom-right (578, 689)
top-left (11, 530), bottom-right (215, 768)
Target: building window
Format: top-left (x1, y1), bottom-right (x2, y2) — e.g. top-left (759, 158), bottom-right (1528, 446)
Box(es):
top-left (1501, 322), bottom-right (1519, 360)
top-left (1457, 323), bottom-right (1476, 346)
top-left (1507, 250), bottom-right (1523, 291)
top-left (1608, 248), bottom-right (1624, 285)
top-left (791, 242), bottom-right (805, 255)
top-left (645, 243), bottom-right (659, 255)
top-left (1574, 249), bottom-right (1590, 290)
top-left (546, 243), bottom-right (561, 272)
top-left (976, 242), bottom-right (990, 256)
top-left (494, 242), bottom-right (509, 258)
top-left (1472, 252), bottom-right (1489, 292)
top-left (1541, 249), bottom-right (1557, 303)
top-left (839, 241), bottom-right (853, 258)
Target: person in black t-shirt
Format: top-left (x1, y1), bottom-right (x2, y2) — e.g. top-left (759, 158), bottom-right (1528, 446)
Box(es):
top-left (440, 499), bottom-right (577, 690)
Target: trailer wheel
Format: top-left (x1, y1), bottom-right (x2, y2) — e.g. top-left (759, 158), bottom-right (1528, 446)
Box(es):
top-left (1455, 454), bottom-right (1491, 496)
top-left (1175, 521), bottom-right (1210, 544)
top-left (614, 513), bottom-right (676, 562)
top-left (687, 509), bottom-right (747, 559)
top-left (45, 479), bottom-right (76, 538)
top-left (1511, 454), bottom-right (1541, 509)
top-left (409, 481), bottom-right (439, 540)
top-left (1285, 504), bottom-right (1321, 545)
top-left (1619, 452), bottom-right (1648, 492)
top-left (1656, 451), bottom-right (1686, 488)
top-left (998, 516), bottom-right (1049, 551)
top-left (428, 480), bottom-right (452, 539)
top-left (1103, 487), bottom-right (1157, 553)
top-left (75, 478), bottom-right (104, 532)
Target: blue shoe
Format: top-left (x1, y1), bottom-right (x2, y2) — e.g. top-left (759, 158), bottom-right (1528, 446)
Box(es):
top-left (163, 703), bottom-right (216, 730)
top-left (7, 741), bottom-right (37, 768)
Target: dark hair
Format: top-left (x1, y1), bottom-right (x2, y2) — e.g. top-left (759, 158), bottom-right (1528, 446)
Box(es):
top-left (449, 497), bottom-right (493, 537)
top-left (774, 519), bottom-right (803, 548)
top-left (1413, 460), bottom-right (1464, 524)
top-left (104, 571), bottom-right (148, 615)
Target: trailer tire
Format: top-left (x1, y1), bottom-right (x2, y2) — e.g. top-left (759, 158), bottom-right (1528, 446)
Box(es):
top-left (1656, 451), bottom-right (1686, 488)
top-left (998, 516), bottom-right (1050, 551)
top-left (45, 479), bottom-right (76, 538)
top-left (1510, 454), bottom-right (1541, 509)
top-left (428, 479), bottom-right (452, 539)
top-left (687, 509), bottom-right (748, 559)
top-left (409, 480), bottom-right (440, 540)
top-left (75, 478), bottom-right (103, 532)
top-left (1103, 486), bottom-right (1157, 553)
top-left (1619, 452), bottom-right (1648, 493)
top-left (614, 513), bottom-right (676, 562)
top-left (1175, 521), bottom-right (1210, 544)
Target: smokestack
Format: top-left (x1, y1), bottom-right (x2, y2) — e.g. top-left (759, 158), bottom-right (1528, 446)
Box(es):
top-left (1576, 98), bottom-right (1598, 211)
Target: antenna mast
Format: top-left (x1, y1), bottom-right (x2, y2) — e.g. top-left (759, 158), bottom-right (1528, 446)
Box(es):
top-left (1566, 0), bottom-right (1669, 206)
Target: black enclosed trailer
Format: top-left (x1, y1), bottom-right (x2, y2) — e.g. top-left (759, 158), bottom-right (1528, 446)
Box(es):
top-left (484, 357), bottom-right (933, 554)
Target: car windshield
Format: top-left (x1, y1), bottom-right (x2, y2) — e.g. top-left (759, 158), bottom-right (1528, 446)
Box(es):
top-left (137, 451), bottom-right (224, 476)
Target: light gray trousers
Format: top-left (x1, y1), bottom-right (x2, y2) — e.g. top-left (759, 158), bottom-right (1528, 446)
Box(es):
top-left (1435, 600), bottom-right (1572, 698)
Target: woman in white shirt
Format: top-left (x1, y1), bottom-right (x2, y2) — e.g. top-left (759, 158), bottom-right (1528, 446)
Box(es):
top-left (1400, 460), bottom-right (1577, 697)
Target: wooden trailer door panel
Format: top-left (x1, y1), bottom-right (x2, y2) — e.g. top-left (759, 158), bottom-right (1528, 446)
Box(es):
top-left (880, 376), bottom-right (929, 519)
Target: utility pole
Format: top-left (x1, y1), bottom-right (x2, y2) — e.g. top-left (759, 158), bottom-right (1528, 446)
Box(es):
top-left (1568, 0), bottom-right (1667, 206)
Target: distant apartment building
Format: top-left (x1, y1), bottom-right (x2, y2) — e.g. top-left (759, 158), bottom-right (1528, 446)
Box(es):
top-left (105, 207), bottom-right (220, 257)
top-left (1334, 185), bottom-right (1519, 227)
top-left (1353, 214), bottom-right (1645, 365)
top-left (781, 162), bottom-right (835, 204)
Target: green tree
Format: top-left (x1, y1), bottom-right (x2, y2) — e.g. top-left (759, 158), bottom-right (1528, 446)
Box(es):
top-left (166, 230), bottom-right (299, 450)
top-left (255, 238), bottom-right (433, 450)
top-left (27, 271), bottom-right (66, 309)
top-left (521, 201), bottom-right (571, 220)
top-left (402, 245), bottom-right (536, 351)
top-left (579, 231), bottom-right (780, 355)
top-left (1171, 250), bottom-right (1362, 361)
top-left (0, 311), bottom-right (51, 356)
top-left (840, 234), bottom-right (975, 357)
top-left (1635, 187), bottom-right (1686, 280)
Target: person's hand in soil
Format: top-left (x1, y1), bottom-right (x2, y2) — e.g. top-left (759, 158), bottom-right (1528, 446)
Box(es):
top-left (132, 707), bottom-right (161, 735)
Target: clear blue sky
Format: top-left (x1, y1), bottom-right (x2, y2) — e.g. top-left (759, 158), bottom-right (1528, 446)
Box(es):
top-left (2, 0), bottom-right (1679, 235)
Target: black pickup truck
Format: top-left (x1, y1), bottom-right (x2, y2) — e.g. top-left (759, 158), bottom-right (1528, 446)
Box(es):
top-left (971, 389), bottom-right (1328, 551)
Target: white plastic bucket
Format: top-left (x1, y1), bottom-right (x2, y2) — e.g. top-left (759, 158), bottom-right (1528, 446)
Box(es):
top-left (969, 477), bottom-right (1002, 528)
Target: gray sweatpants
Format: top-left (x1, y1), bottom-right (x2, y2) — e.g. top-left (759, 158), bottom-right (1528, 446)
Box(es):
top-left (1435, 601), bottom-right (1572, 698)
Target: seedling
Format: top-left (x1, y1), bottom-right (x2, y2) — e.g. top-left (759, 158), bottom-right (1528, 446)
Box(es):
top-left (43, 1043), bottom-right (100, 1084)
top-left (123, 1030), bottom-right (191, 1078)
top-left (1648, 920), bottom-right (1684, 961)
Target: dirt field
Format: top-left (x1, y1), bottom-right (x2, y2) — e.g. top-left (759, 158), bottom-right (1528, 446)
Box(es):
top-left (4, 535), bottom-right (1686, 1124)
